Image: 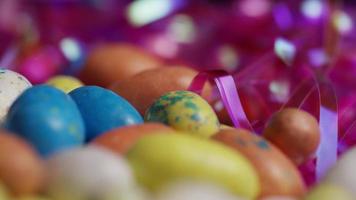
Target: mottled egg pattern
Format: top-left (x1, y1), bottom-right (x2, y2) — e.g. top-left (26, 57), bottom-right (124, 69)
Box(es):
top-left (0, 69), bottom-right (32, 123)
top-left (145, 91), bottom-right (220, 138)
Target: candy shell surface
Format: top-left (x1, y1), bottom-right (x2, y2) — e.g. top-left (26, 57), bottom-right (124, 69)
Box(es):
top-left (46, 146), bottom-right (135, 200)
top-left (127, 133), bottom-right (260, 198)
top-left (324, 147), bottom-right (356, 196)
top-left (145, 91), bottom-right (219, 138)
top-left (6, 85), bottom-right (85, 156)
top-left (79, 43), bottom-right (162, 87)
top-left (0, 131), bottom-right (45, 195)
top-left (213, 129), bottom-right (305, 197)
top-left (110, 66), bottom-right (211, 115)
top-left (156, 181), bottom-right (245, 200)
top-left (92, 123), bottom-right (176, 154)
top-left (69, 86), bottom-right (143, 141)
top-left (304, 183), bottom-right (353, 200)
top-left (263, 108), bottom-right (320, 165)
top-left (0, 69), bottom-right (32, 124)
top-left (46, 75), bottom-right (83, 93)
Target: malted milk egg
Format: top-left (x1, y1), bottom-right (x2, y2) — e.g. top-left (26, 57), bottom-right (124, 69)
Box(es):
top-left (0, 69), bottom-right (31, 123)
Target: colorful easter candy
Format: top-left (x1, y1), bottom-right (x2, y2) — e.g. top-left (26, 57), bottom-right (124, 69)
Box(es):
top-left (15, 197), bottom-right (51, 200)
top-left (0, 131), bottom-right (45, 195)
top-left (6, 85), bottom-right (85, 156)
top-left (0, 182), bottom-right (10, 200)
top-left (263, 108), bottom-right (320, 165)
top-left (69, 86), bottom-right (143, 141)
top-left (92, 123), bottom-right (176, 154)
top-left (145, 91), bottom-right (219, 138)
top-left (46, 75), bottom-right (83, 93)
top-left (127, 133), bottom-right (260, 198)
top-left (110, 66), bottom-right (212, 115)
top-left (79, 43), bottom-right (162, 87)
top-left (46, 146), bottom-right (135, 200)
top-left (156, 181), bottom-right (244, 200)
top-left (0, 69), bottom-right (32, 124)
top-left (324, 147), bottom-right (356, 196)
top-left (213, 129), bottom-right (305, 197)
top-left (304, 183), bottom-right (353, 200)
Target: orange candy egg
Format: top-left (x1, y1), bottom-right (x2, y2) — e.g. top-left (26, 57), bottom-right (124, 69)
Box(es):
top-left (110, 66), bottom-right (212, 115)
top-left (79, 43), bottom-right (163, 87)
top-left (263, 108), bottom-right (320, 165)
top-left (213, 129), bottom-right (306, 198)
top-left (0, 130), bottom-right (45, 195)
top-left (91, 123), bottom-right (176, 154)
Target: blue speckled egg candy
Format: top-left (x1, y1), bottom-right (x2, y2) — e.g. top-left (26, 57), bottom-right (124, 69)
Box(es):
top-left (69, 86), bottom-right (143, 141)
top-left (5, 85), bottom-right (85, 157)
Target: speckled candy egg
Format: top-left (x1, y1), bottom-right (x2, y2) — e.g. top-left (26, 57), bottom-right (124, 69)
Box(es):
top-left (92, 123), bottom-right (176, 154)
top-left (69, 86), bottom-right (143, 141)
top-left (0, 69), bottom-right (32, 124)
top-left (0, 130), bottom-right (45, 195)
top-left (127, 133), bottom-right (260, 198)
top-left (145, 91), bottom-right (219, 138)
top-left (324, 147), bottom-right (356, 196)
top-left (213, 129), bottom-right (305, 198)
top-left (263, 108), bottom-right (320, 165)
top-left (79, 43), bottom-right (162, 87)
top-left (156, 181), bottom-right (245, 200)
top-left (6, 85), bottom-right (85, 157)
top-left (46, 75), bottom-right (83, 93)
top-left (46, 146), bottom-right (135, 200)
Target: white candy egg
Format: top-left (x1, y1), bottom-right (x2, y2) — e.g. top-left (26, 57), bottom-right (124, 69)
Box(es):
top-left (46, 146), bottom-right (135, 200)
top-left (155, 181), bottom-right (245, 200)
top-left (324, 147), bottom-right (356, 196)
top-left (0, 69), bottom-right (31, 123)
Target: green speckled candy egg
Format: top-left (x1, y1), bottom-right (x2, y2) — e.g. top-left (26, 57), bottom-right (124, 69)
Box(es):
top-left (145, 91), bottom-right (220, 138)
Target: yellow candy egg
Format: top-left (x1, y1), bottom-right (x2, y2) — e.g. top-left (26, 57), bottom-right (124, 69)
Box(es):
top-left (304, 183), bottom-right (353, 200)
top-left (46, 75), bottom-right (83, 93)
top-left (145, 91), bottom-right (220, 138)
top-left (127, 133), bottom-right (260, 199)
top-left (0, 182), bottom-right (10, 200)
top-left (15, 196), bottom-right (51, 200)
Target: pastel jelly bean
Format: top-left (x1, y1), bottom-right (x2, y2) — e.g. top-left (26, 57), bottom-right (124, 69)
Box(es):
top-left (69, 86), bottom-right (143, 141)
top-left (127, 133), bottom-right (260, 198)
top-left (0, 130), bottom-right (45, 195)
top-left (46, 146), bottom-right (135, 200)
top-left (92, 123), bottom-right (176, 154)
top-left (6, 85), bottom-right (85, 156)
top-left (46, 75), bottom-right (83, 93)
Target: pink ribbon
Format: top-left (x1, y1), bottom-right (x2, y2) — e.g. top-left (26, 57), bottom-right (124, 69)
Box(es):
top-left (188, 70), bottom-right (252, 131)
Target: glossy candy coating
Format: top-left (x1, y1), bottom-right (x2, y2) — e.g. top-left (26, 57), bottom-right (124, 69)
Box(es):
top-left (110, 66), bottom-right (212, 115)
top-left (0, 131), bottom-right (45, 195)
top-left (46, 75), bottom-right (83, 93)
top-left (69, 86), bottom-right (143, 141)
top-left (263, 108), bottom-right (320, 165)
top-left (213, 129), bottom-right (305, 197)
top-left (92, 123), bottom-right (176, 154)
top-left (46, 146), bottom-right (135, 200)
top-left (127, 133), bottom-right (260, 198)
top-left (79, 43), bottom-right (162, 87)
top-left (0, 69), bottom-right (32, 124)
top-left (304, 183), bottom-right (353, 200)
top-left (145, 91), bottom-right (220, 138)
top-left (6, 85), bottom-right (85, 156)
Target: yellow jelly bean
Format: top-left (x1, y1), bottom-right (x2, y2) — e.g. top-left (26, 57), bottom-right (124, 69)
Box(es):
top-left (46, 75), bottom-right (83, 93)
top-left (127, 133), bottom-right (260, 199)
top-left (305, 183), bottom-right (353, 200)
top-left (0, 183), bottom-right (9, 200)
top-left (145, 91), bottom-right (220, 138)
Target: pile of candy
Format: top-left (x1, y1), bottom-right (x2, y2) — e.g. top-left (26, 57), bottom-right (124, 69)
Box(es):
top-left (1, 0), bottom-right (356, 200)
